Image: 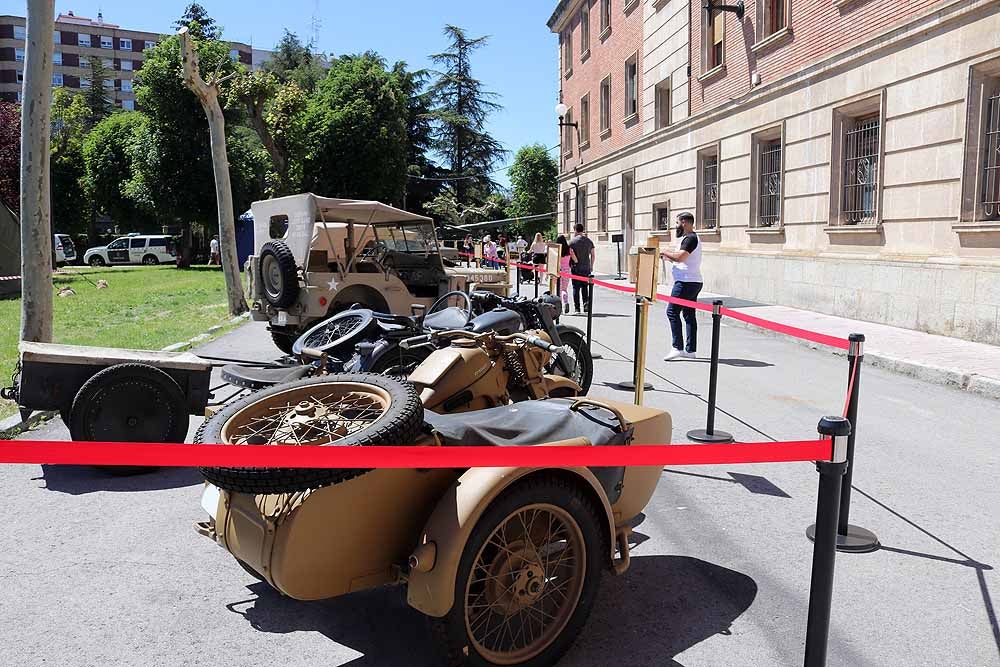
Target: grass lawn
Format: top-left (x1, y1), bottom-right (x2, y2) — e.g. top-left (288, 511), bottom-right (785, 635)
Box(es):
top-left (1, 265), bottom-right (242, 420)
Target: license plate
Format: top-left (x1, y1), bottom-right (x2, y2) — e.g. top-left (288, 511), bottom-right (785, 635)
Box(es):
top-left (201, 483), bottom-right (221, 519)
top-left (275, 311), bottom-right (288, 326)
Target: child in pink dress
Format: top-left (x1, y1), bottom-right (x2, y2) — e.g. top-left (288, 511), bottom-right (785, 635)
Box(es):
top-left (556, 234), bottom-right (575, 314)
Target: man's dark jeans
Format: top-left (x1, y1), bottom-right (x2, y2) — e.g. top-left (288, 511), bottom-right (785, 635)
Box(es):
top-left (667, 281), bottom-right (703, 353)
top-left (572, 269), bottom-right (591, 311)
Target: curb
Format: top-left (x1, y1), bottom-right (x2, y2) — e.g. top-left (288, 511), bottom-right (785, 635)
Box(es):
top-left (1, 312), bottom-right (251, 439)
top-left (719, 313), bottom-right (1000, 401)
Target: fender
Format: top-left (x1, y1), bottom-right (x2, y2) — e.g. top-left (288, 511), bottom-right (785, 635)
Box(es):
top-left (406, 459), bottom-right (616, 618)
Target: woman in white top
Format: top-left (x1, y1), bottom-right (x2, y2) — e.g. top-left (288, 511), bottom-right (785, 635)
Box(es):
top-left (530, 232), bottom-right (547, 283)
top-left (483, 235), bottom-right (499, 268)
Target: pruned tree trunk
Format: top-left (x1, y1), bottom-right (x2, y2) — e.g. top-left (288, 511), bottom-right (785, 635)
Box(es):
top-left (178, 27), bottom-right (247, 316)
top-left (20, 0), bottom-right (55, 343)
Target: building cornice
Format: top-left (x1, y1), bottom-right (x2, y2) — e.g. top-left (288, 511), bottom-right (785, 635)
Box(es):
top-left (558, 0), bottom-right (992, 180)
top-left (547, 0), bottom-right (587, 32)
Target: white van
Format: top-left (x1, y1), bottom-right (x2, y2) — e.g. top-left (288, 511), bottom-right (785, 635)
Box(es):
top-left (54, 234), bottom-right (76, 266)
top-left (84, 235), bottom-right (177, 266)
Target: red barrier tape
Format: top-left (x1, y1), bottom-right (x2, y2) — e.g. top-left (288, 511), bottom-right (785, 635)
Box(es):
top-left (0, 439), bottom-right (832, 468)
top-left (456, 250), bottom-right (849, 349)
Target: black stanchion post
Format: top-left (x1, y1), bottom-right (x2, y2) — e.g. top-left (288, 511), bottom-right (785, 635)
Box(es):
top-left (515, 261), bottom-right (520, 296)
top-left (534, 266), bottom-right (539, 299)
top-left (585, 275), bottom-right (602, 360)
top-left (807, 333), bottom-right (878, 553)
top-left (687, 300), bottom-right (734, 443)
top-left (804, 416), bottom-right (851, 667)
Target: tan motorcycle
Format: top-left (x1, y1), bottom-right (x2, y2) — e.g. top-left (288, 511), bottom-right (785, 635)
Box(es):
top-left (195, 329), bottom-right (672, 666)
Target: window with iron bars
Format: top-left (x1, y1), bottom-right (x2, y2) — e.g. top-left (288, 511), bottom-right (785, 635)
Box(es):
top-left (758, 139), bottom-right (782, 227)
top-left (598, 180), bottom-right (608, 231)
top-left (982, 88), bottom-right (1000, 220)
top-left (700, 153), bottom-right (719, 230)
top-left (576, 186), bottom-right (588, 230)
top-left (841, 115), bottom-right (880, 225)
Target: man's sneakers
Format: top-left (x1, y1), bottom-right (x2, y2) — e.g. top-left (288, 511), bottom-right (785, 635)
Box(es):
top-left (664, 348), bottom-right (696, 360)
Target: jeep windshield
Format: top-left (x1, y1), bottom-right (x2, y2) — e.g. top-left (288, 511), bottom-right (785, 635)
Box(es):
top-left (371, 221), bottom-right (440, 254)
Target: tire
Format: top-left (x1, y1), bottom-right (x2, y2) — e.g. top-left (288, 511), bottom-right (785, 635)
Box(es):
top-left (291, 309), bottom-right (376, 357)
top-left (367, 345), bottom-right (432, 378)
top-left (89, 256), bottom-right (106, 267)
top-left (270, 329), bottom-right (298, 355)
top-left (69, 363), bottom-right (189, 476)
top-left (259, 240), bottom-right (299, 308)
top-left (432, 475), bottom-right (605, 667)
top-left (142, 254), bottom-right (159, 265)
top-left (548, 327), bottom-right (593, 395)
top-left (195, 373), bottom-right (424, 494)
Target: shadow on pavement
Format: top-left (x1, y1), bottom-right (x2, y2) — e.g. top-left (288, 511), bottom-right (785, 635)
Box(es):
top-left (226, 555), bottom-right (756, 666)
top-left (568, 555), bottom-right (758, 666)
top-left (663, 468), bottom-right (792, 498)
top-left (682, 358), bottom-right (774, 368)
top-left (36, 464), bottom-right (203, 495)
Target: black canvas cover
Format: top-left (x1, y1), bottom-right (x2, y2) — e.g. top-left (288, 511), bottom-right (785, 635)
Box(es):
top-left (424, 398), bottom-right (631, 448)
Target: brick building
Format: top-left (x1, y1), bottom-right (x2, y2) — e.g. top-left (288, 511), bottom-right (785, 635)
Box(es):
top-left (549, 0), bottom-right (1000, 345)
top-left (0, 11), bottom-right (256, 107)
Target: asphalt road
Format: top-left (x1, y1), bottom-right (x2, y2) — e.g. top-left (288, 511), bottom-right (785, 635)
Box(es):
top-left (3, 284), bottom-right (999, 667)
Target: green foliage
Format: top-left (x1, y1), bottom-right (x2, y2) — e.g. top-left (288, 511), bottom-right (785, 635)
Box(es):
top-left (49, 89), bottom-right (90, 233)
top-left (395, 63), bottom-right (443, 214)
top-left (425, 25), bottom-right (506, 206)
top-left (506, 143), bottom-right (558, 238)
top-left (264, 30), bottom-right (325, 93)
top-left (82, 111), bottom-right (154, 226)
top-left (83, 57), bottom-right (113, 126)
top-left (173, 2), bottom-right (221, 40)
top-left (300, 52), bottom-right (409, 205)
top-left (0, 102), bottom-right (17, 214)
top-left (425, 192), bottom-right (501, 227)
top-left (133, 33), bottom-right (243, 225)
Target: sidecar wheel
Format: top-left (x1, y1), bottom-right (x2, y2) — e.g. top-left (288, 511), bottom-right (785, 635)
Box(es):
top-left (433, 475), bottom-right (605, 666)
top-left (195, 373), bottom-right (423, 493)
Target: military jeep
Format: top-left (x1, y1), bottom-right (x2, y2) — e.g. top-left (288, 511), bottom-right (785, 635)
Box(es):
top-left (246, 194), bottom-right (509, 353)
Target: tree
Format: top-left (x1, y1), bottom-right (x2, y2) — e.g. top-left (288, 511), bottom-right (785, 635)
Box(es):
top-left (300, 52), bottom-right (409, 205)
top-left (173, 2), bottom-right (220, 40)
top-left (506, 143), bottom-right (558, 238)
top-left (395, 63), bottom-right (443, 214)
top-left (83, 111), bottom-right (154, 227)
top-left (264, 30), bottom-right (325, 92)
top-left (49, 88), bottom-right (90, 235)
top-left (227, 70), bottom-right (307, 196)
top-left (425, 192), bottom-right (500, 227)
top-left (20, 0), bottom-right (56, 344)
top-left (83, 56), bottom-right (112, 126)
top-left (425, 25), bottom-right (506, 207)
top-left (0, 102), bottom-right (19, 215)
top-left (178, 26), bottom-right (247, 316)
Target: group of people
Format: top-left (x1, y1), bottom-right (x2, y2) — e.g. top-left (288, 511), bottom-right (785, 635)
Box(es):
top-left (461, 225), bottom-right (595, 315)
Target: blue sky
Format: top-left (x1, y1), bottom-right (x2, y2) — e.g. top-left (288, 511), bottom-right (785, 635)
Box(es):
top-left (40, 0), bottom-right (562, 188)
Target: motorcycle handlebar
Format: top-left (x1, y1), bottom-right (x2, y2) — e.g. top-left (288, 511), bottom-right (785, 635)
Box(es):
top-left (399, 333), bottom-right (433, 350)
top-left (524, 334), bottom-right (568, 355)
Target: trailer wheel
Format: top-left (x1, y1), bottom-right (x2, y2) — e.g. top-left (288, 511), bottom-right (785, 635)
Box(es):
top-left (69, 363), bottom-right (189, 475)
top-left (432, 475), bottom-right (604, 666)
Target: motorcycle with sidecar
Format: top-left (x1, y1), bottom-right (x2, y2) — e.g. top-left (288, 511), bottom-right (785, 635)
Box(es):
top-left (195, 328), bottom-right (670, 666)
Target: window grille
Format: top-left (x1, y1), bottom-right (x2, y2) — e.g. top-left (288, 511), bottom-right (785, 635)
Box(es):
top-left (983, 89), bottom-right (1000, 219)
top-left (758, 140), bottom-right (781, 227)
top-left (841, 115), bottom-right (880, 224)
top-left (702, 155), bottom-right (719, 229)
top-left (598, 180), bottom-right (608, 231)
top-left (576, 186), bottom-right (587, 229)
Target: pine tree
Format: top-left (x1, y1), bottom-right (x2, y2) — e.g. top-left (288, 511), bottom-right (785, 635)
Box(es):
top-left (83, 56), bottom-right (112, 127)
top-left (173, 3), bottom-right (220, 41)
top-left (426, 25), bottom-right (505, 207)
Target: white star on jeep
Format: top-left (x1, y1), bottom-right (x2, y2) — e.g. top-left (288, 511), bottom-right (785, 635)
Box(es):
top-left (327, 277), bottom-right (338, 291)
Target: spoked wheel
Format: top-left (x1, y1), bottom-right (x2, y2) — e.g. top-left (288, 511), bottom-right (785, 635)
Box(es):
top-left (546, 327), bottom-right (593, 395)
top-left (435, 476), bottom-right (604, 666)
top-left (292, 309), bottom-right (375, 356)
top-left (367, 346), bottom-right (431, 378)
top-left (195, 374), bottom-right (423, 494)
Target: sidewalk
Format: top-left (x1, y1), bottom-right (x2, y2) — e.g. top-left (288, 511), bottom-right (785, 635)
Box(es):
top-left (594, 274), bottom-right (1000, 401)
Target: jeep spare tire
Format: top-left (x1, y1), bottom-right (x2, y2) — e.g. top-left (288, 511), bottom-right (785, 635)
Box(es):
top-left (195, 373), bottom-right (423, 494)
top-left (259, 240), bottom-right (299, 308)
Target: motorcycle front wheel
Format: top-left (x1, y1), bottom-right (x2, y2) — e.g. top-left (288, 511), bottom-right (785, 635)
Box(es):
top-left (548, 327), bottom-right (593, 395)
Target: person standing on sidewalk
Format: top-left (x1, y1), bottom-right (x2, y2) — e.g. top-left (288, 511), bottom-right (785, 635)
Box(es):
top-left (556, 234), bottom-right (575, 314)
top-left (660, 212), bottom-right (703, 360)
top-left (569, 223), bottom-right (595, 314)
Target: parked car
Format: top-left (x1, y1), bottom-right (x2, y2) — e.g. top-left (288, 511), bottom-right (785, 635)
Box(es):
top-left (53, 234), bottom-right (76, 266)
top-left (246, 194), bottom-right (511, 354)
top-left (84, 235), bottom-right (177, 267)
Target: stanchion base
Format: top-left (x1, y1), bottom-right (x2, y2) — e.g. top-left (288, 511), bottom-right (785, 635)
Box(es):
top-left (615, 380), bottom-right (653, 391)
top-left (591, 352), bottom-right (603, 360)
top-left (686, 428), bottom-right (735, 443)
top-left (805, 523), bottom-right (880, 553)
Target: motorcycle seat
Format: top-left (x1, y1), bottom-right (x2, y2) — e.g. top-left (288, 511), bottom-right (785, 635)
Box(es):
top-left (424, 399), bottom-right (632, 448)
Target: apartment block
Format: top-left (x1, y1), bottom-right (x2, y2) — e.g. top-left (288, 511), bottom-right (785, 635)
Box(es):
top-left (549, 0), bottom-right (1000, 345)
top-left (0, 11), bottom-right (256, 108)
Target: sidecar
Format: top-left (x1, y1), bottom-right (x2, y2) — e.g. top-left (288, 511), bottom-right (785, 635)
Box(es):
top-left (196, 387), bottom-right (669, 666)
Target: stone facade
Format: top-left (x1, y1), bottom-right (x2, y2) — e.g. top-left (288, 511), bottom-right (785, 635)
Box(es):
top-left (548, 0), bottom-right (1000, 345)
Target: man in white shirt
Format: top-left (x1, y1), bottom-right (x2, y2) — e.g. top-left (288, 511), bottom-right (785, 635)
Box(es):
top-left (659, 212), bottom-right (703, 360)
top-left (209, 235), bottom-right (220, 266)
top-left (515, 236), bottom-right (527, 253)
